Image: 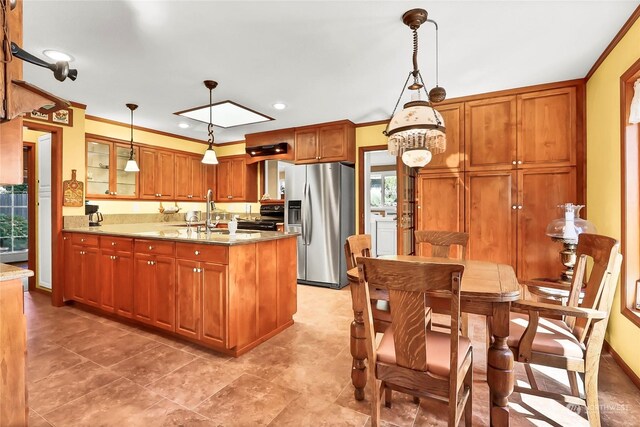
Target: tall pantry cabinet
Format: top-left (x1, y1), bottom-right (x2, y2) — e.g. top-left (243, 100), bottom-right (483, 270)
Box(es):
top-left (416, 83), bottom-right (582, 281)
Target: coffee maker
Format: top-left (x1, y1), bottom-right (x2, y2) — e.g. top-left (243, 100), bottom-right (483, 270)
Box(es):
top-left (85, 202), bottom-right (104, 227)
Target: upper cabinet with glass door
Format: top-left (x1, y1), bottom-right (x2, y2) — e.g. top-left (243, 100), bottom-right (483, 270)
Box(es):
top-left (86, 137), bottom-right (139, 199)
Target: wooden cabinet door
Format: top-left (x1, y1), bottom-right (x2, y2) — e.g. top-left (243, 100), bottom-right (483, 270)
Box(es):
top-left (517, 168), bottom-right (576, 281)
top-left (133, 254), bottom-right (153, 324)
top-left (517, 87), bottom-right (576, 167)
top-left (229, 158), bottom-right (247, 200)
top-left (421, 103), bottom-right (464, 172)
top-left (294, 129), bottom-right (318, 163)
top-left (83, 246), bottom-right (100, 307)
top-left (190, 156), bottom-right (205, 201)
top-left (0, 118), bottom-right (24, 184)
top-left (465, 96), bottom-right (517, 170)
top-left (465, 171), bottom-right (517, 269)
top-left (215, 159), bottom-right (231, 201)
top-left (318, 124), bottom-right (347, 162)
top-left (157, 151), bottom-right (175, 199)
top-left (98, 250), bottom-right (116, 312)
top-left (201, 262), bottom-right (227, 347)
top-left (151, 256), bottom-right (175, 332)
top-left (174, 153), bottom-right (191, 200)
top-left (396, 162), bottom-right (415, 255)
top-left (113, 252), bottom-right (134, 318)
top-left (139, 148), bottom-right (157, 199)
top-left (69, 245), bottom-right (85, 302)
top-left (416, 173), bottom-right (464, 257)
top-left (63, 235), bottom-right (75, 301)
top-left (176, 259), bottom-right (201, 339)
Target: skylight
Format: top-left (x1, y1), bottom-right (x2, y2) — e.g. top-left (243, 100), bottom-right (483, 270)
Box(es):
top-left (174, 100), bottom-right (273, 129)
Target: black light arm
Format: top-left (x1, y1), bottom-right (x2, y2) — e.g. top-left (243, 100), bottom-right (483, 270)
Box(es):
top-left (10, 42), bottom-right (77, 82)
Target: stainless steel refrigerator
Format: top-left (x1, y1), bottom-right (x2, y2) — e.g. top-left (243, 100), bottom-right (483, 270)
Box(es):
top-left (285, 163), bottom-right (354, 289)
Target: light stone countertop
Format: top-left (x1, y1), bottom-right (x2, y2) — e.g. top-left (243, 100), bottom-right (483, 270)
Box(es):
top-left (63, 222), bottom-right (298, 246)
top-left (0, 263), bottom-right (34, 282)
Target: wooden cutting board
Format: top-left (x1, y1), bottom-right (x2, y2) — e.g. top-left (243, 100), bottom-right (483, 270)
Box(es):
top-left (63, 169), bottom-right (84, 207)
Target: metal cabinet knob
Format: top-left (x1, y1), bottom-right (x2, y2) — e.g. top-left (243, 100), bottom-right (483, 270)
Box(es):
top-left (517, 161), bottom-right (523, 165)
top-left (63, 237), bottom-right (68, 240)
top-left (148, 246), bottom-right (153, 250)
top-left (518, 205), bottom-right (523, 209)
top-left (113, 192), bottom-right (117, 195)
top-left (194, 250), bottom-right (200, 255)
top-left (111, 242), bottom-right (116, 246)
top-left (80, 238), bottom-right (85, 242)
top-left (512, 205), bottom-right (517, 210)
top-left (193, 267), bottom-right (197, 272)
top-left (227, 195), bottom-right (232, 199)
top-left (512, 161), bottom-right (516, 165)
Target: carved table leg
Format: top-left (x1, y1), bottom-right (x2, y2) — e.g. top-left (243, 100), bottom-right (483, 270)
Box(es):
top-left (349, 276), bottom-right (367, 400)
top-left (487, 302), bottom-right (514, 426)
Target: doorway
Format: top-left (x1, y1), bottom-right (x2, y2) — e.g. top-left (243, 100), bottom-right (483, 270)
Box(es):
top-left (361, 148), bottom-right (398, 257)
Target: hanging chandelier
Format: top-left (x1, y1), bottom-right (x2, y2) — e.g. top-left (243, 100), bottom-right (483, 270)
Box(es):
top-left (124, 103), bottom-right (140, 172)
top-left (201, 80), bottom-right (219, 165)
top-left (384, 8), bottom-right (447, 168)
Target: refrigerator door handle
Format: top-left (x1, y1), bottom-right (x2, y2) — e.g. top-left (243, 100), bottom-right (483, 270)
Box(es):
top-left (304, 182), bottom-right (312, 246)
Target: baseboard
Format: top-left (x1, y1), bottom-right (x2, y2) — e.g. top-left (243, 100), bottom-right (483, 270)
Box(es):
top-left (603, 340), bottom-right (640, 391)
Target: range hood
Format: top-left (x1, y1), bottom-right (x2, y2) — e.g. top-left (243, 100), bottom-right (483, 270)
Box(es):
top-left (245, 142), bottom-right (288, 157)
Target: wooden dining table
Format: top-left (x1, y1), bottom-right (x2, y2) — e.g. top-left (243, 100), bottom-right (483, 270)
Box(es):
top-left (347, 255), bottom-right (521, 427)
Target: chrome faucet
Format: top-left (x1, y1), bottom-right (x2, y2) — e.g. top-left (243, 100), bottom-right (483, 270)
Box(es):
top-left (205, 189), bottom-right (217, 230)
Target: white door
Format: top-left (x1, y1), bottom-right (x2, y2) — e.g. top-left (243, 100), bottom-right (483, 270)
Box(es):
top-left (37, 134), bottom-right (52, 290)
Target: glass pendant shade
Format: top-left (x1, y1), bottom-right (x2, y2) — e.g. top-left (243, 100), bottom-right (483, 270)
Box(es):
top-left (546, 203), bottom-right (597, 244)
top-left (202, 146), bottom-right (218, 164)
top-left (124, 158), bottom-right (140, 172)
top-left (402, 148), bottom-right (432, 168)
top-left (387, 100), bottom-right (446, 166)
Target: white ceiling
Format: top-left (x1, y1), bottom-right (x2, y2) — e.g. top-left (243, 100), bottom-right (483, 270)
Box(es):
top-left (22, 1), bottom-right (638, 144)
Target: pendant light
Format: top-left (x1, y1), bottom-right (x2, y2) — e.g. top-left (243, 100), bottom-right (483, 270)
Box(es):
top-left (384, 8), bottom-right (446, 168)
top-left (124, 103), bottom-right (140, 172)
top-left (201, 80), bottom-right (219, 165)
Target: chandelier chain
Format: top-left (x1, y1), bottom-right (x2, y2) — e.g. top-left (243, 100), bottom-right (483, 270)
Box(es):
top-left (129, 108), bottom-right (134, 158)
top-left (412, 28), bottom-right (419, 81)
top-left (207, 86), bottom-right (214, 145)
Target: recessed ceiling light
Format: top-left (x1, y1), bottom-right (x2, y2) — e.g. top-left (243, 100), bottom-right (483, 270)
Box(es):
top-left (174, 100), bottom-right (274, 129)
top-left (43, 49), bottom-right (74, 62)
top-left (273, 103), bottom-right (287, 110)
top-left (178, 123), bottom-right (190, 129)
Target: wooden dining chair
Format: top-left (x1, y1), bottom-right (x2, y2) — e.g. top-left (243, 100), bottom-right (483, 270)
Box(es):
top-left (344, 234), bottom-right (390, 333)
top-left (356, 257), bottom-right (472, 427)
top-left (415, 230), bottom-right (470, 336)
top-left (507, 234), bottom-right (622, 426)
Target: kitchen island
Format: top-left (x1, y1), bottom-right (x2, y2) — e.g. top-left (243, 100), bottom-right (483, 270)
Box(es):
top-left (62, 224), bottom-right (298, 356)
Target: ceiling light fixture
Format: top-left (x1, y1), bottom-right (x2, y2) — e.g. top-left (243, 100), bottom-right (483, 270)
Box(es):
top-left (384, 8), bottom-right (446, 168)
top-left (124, 103), bottom-right (140, 173)
top-left (201, 80), bottom-right (219, 165)
top-left (43, 49), bottom-right (74, 62)
top-left (178, 122), bottom-right (190, 129)
top-left (273, 103), bottom-right (287, 110)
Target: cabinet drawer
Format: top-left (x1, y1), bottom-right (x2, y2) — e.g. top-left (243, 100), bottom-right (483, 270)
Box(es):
top-left (100, 236), bottom-right (133, 251)
top-left (176, 243), bottom-right (228, 264)
top-left (134, 239), bottom-right (176, 256)
top-left (71, 233), bottom-right (99, 246)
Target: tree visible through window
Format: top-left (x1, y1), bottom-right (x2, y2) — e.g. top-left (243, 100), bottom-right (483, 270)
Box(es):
top-left (370, 172), bottom-right (397, 208)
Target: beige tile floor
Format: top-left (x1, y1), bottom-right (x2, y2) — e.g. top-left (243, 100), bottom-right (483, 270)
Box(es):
top-left (25, 285), bottom-right (639, 426)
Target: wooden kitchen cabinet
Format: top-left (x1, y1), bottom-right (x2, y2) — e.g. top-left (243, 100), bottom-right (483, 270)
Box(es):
top-left (420, 103), bottom-right (464, 172)
top-left (0, 118), bottom-right (24, 184)
top-left (465, 171), bottom-right (517, 269)
top-left (215, 155), bottom-right (257, 202)
top-left (517, 87), bottom-right (576, 167)
top-left (294, 120), bottom-right (355, 164)
top-left (465, 96), bottom-right (517, 171)
top-left (175, 153), bottom-right (206, 201)
top-left (416, 172), bottom-right (465, 257)
top-left (133, 253), bottom-right (175, 331)
top-left (516, 167), bottom-right (576, 281)
top-left (176, 260), bottom-right (228, 345)
top-left (85, 136), bottom-right (139, 199)
top-left (140, 148), bottom-right (175, 200)
top-left (98, 237), bottom-right (134, 316)
top-left (464, 168), bottom-right (576, 280)
top-left (63, 233), bottom-right (99, 304)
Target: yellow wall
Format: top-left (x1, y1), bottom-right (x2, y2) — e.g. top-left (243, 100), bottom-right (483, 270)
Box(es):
top-left (354, 123), bottom-right (387, 232)
top-left (587, 18), bottom-right (640, 376)
top-left (25, 110), bottom-right (259, 217)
